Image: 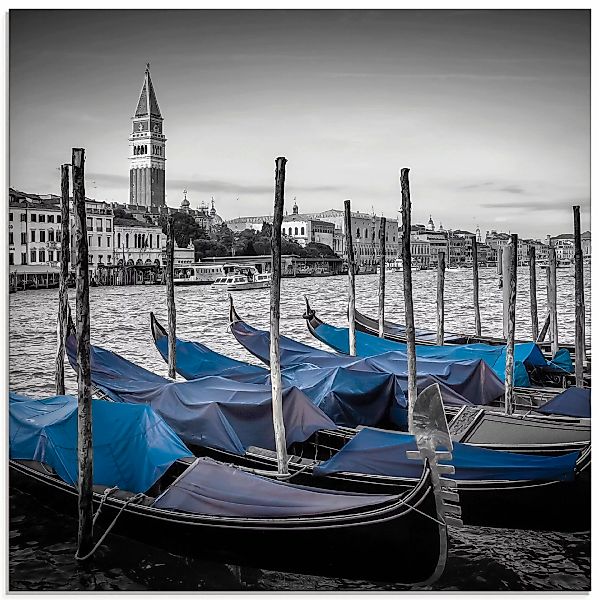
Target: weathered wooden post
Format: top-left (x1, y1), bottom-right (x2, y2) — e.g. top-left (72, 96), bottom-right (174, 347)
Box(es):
top-left (344, 199), bottom-right (357, 356)
top-left (504, 234), bottom-right (518, 415)
top-left (573, 205), bottom-right (586, 386)
top-left (471, 236), bottom-right (481, 337)
top-left (436, 251), bottom-right (445, 345)
top-left (497, 246), bottom-right (503, 275)
top-left (547, 247), bottom-right (559, 356)
top-left (400, 168), bottom-right (417, 432)
top-left (502, 244), bottom-right (512, 339)
top-left (55, 164), bottom-right (70, 396)
top-left (528, 246), bottom-right (539, 341)
top-left (72, 148), bottom-right (93, 559)
top-left (271, 157), bottom-right (289, 475)
top-left (166, 216), bottom-right (176, 379)
top-left (378, 216), bottom-right (386, 337)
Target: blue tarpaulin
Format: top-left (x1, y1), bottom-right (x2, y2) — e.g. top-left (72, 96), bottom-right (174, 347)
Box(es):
top-left (313, 427), bottom-right (579, 482)
top-left (66, 335), bottom-right (338, 454)
top-left (153, 332), bottom-right (408, 428)
top-left (9, 392), bottom-right (192, 493)
top-left (537, 387), bottom-right (591, 418)
top-left (153, 456), bottom-right (395, 517)
top-left (306, 317), bottom-right (573, 388)
top-left (230, 319), bottom-right (505, 407)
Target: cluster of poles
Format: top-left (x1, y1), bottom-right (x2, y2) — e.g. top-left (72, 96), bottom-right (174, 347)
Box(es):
top-left (53, 150), bottom-right (586, 560)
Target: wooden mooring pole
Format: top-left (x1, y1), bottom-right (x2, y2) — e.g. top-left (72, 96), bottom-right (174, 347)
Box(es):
top-left (436, 251), bottom-right (445, 345)
top-left (55, 164), bottom-right (70, 396)
top-left (271, 157), bottom-right (289, 475)
top-left (72, 148), bottom-right (93, 559)
top-left (472, 236), bottom-right (481, 336)
top-left (502, 244), bottom-right (511, 339)
top-left (344, 199), bottom-right (357, 356)
top-left (573, 206), bottom-right (586, 385)
top-left (504, 235), bottom-right (518, 415)
top-left (400, 169), bottom-right (417, 432)
top-left (528, 246), bottom-right (539, 341)
top-left (547, 247), bottom-right (559, 356)
top-left (166, 216), bottom-right (176, 379)
top-left (378, 216), bottom-right (386, 338)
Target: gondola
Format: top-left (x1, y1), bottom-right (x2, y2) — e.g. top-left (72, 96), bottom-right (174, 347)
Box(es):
top-left (146, 315), bottom-right (591, 531)
top-left (352, 305), bottom-right (591, 379)
top-left (9, 390), bottom-right (455, 585)
top-left (303, 298), bottom-right (581, 391)
top-left (224, 302), bottom-right (590, 454)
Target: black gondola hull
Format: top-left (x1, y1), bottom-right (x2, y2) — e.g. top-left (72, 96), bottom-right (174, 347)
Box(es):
top-left (9, 460), bottom-right (446, 585)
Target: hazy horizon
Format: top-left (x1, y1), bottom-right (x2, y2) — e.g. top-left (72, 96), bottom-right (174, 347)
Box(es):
top-left (10, 9), bottom-right (590, 238)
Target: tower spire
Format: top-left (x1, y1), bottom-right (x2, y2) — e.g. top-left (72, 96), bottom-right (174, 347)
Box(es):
top-left (135, 64), bottom-right (161, 118)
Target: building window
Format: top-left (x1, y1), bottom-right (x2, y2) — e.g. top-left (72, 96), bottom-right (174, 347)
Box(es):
top-left (56, 250), bottom-right (61, 262)
top-left (31, 231), bottom-right (36, 242)
top-left (89, 254), bottom-right (94, 264)
top-left (126, 233), bottom-right (129, 248)
top-left (57, 215), bottom-right (61, 224)
top-left (106, 219), bottom-right (112, 232)
top-left (107, 255), bottom-right (112, 264)
top-left (98, 236), bottom-right (102, 248)
top-left (294, 227), bottom-right (298, 235)
top-left (30, 249), bottom-right (36, 263)
top-left (9, 232), bottom-right (13, 245)
top-left (20, 232), bottom-right (26, 244)
top-left (21, 252), bottom-right (27, 265)
top-left (48, 230), bottom-right (54, 242)
top-left (149, 234), bottom-right (153, 248)
top-left (301, 227), bottom-right (305, 235)
top-left (86, 217), bottom-right (93, 231)
top-left (356, 228), bottom-right (360, 238)
top-left (39, 250), bottom-right (46, 262)
top-left (48, 215), bottom-right (54, 223)
top-left (48, 250), bottom-right (54, 262)
top-left (9, 212), bottom-right (13, 221)
top-left (39, 214), bottom-right (46, 223)
top-left (98, 255), bottom-right (103, 264)
top-left (39, 231), bottom-right (46, 243)
top-left (117, 233), bottom-right (121, 247)
top-left (107, 236), bottom-right (111, 247)
top-left (88, 235), bottom-right (92, 247)
top-left (9, 253), bottom-right (14, 265)
top-left (31, 213), bottom-right (37, 222)
top-left (21, 213), bottom-right (26, 222)
top-left (96, 218), bottom-right (103, 232)
top-left (56, 230), bottom-right (61, 242)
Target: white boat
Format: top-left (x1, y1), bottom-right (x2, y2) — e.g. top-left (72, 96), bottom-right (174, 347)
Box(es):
top-left (174, 264), bottom-right (225, 285)
top-left (213, 266), bottom-right (271, 291)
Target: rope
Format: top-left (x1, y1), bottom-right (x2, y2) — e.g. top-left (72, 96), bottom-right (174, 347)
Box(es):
top-left (75, 492), bottom-right (146, 561)
top-left (92, 486), bottom-right (119, 526)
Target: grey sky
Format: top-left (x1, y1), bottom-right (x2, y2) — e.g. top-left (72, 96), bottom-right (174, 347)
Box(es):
top-left (10, 9), bottom-right (590, 238)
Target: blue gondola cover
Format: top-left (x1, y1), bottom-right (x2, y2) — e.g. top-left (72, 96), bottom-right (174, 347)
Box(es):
top-left (306, 318), bottom-right (573, 387)
top-left (313, 427), bottom-right (579, 482)
top-left (537, 387), bottom-right (591, 418)
top-left (66, 335), bottom-right (338, 454)
top-left (153, 456), bottom-right (395, 517)
top-left (230, 320), bottom-right (505, 407)
top-left (9, 393), bottom-right (192, 493)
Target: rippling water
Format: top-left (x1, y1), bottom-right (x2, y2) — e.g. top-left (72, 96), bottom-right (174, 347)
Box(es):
top-left (9, 267), bottom-right (591, 591)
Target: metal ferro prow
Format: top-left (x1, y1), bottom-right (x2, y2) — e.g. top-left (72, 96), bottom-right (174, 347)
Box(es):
top-left (406, 383), bottom-right (463, 529)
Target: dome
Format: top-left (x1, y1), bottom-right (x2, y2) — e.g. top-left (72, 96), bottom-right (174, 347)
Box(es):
top-left (180, 189), bottom-right (190, 208)
top-left (212, 213), bottom-right (223, 225)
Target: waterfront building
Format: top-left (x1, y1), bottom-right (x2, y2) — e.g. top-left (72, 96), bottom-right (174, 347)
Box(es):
top-left (75, 199), bottom-right (114, 273)
top-left (9, 190), bottom-right (64, 275)
top-left (113, 216), bottom-right (164, 267)
top-left (410, 237), bottom-right (431, 268)
top-left (129, 64), bottom-right (166, 208)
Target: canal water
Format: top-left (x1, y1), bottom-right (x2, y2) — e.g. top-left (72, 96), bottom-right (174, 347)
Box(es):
top-left (9, 267), bottom-right (591, 591)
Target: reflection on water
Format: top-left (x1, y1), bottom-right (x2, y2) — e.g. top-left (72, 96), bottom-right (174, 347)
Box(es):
top-left (9, 267), bottom-right (591, 591)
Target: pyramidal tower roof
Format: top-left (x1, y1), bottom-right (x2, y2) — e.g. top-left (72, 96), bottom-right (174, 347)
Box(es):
top-left (134, 64), bottom-right (162, 118)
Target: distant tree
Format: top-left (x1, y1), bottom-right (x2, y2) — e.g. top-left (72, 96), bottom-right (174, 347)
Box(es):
top-left (113, 207), bottom-right (135, 220)
top-left (304, 242), bottom-right (337, 258)
top-left (161, 212), bottom-right (202, 248)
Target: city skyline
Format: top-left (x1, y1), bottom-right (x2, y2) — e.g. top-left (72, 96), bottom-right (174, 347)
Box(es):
top-left (10, 9), bottom-right (590, 239)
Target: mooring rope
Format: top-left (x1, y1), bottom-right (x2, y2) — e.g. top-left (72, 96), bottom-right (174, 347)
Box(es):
top-left (75, 491), bottom-right (146, 561)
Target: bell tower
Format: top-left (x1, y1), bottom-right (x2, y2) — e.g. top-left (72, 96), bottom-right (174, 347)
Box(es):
top-left (129, 64), bottom-right (166, 207)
